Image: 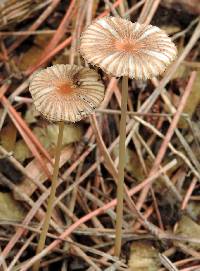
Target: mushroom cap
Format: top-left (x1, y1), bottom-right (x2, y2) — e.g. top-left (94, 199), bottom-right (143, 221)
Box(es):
top-left (80, 16), bottom-right (177, 79)
top-left (29, 64), bottom-right (105, 122)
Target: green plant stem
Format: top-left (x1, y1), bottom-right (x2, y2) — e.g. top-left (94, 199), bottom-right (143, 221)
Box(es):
top-left (33, 121), bottom-right (65, 271)
top-left (114, 76), bottom-right (128, 258)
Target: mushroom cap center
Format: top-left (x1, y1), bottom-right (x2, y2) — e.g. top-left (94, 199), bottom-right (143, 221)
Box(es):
top-left (56, 81), bottom-right (75, 96)
top-left (114, 39), bottom-right (142, 53)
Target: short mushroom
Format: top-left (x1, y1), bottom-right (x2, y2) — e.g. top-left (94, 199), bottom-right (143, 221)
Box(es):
top-left (80, 16), bottom-right (177, 257)
top-left (29, 64), bottom-right (105, 271)
top-left (29, 64), bottom-right (105, 122)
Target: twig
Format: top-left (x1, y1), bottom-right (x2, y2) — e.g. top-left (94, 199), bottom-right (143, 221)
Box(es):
top-left (159, 254), bottom-right (179, 271)
top-left (96, 108), bottom-right (188, 118)
top-left (103, 0), bottom-right (120, 17)
top-left (181, 177), bottom-right (198, 210)
top-left (136, 72), bottom-right (196, 210)
top-left (124, 0), bottom-right (145, 17)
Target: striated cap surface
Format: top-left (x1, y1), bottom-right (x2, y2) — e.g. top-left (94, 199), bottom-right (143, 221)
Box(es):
top-left (80, 16), bottom-right (177, 79)
top-left (29, 64), bottom-right (105, 122)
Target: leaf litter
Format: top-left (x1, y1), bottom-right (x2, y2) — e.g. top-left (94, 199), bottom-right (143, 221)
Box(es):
top-left (0, 1), bottom-right (200, 270)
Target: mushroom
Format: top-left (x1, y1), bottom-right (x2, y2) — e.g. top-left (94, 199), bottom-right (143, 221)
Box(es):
top-left (29, 64), bottom-right (105, 122)
top-left (80, 16), bottom-right (177, 257)
top-left (80, 16), bottom-right (177, 79)
top-left (29, 64), bottom-right (105, 270)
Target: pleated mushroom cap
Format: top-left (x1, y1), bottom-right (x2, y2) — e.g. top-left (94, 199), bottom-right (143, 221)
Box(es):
top-left (29, 64), bottom-right (105, 122)
top-left (80, 16), bottom-right (177, 79)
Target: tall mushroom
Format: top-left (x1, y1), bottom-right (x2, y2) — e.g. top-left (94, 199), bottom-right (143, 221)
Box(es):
top-left (80, 16), bottom-right (177, 257)
top-left (29, 64), bottom-right (105, 271)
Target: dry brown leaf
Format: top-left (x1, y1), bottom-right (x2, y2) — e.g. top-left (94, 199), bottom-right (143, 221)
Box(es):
top-left (24, 105), bottom-right (40, 124)
top-left (175, 215), bottom-right (200, 249)
top-left (34, 32), bottom-right (52, 49)
top-left (128, 241), bottom-right (160, 271)
top-left (14, 145), bottom-right (74, 199)
top-left (187, 202), bottom-right (200, 221)
top-left (18, 46), bottom-right (43, 71)
top-left (13, 139), bottom-right (32, 163)
top-left (161, 25), bottom-right (181, 35)
top-left (172, 64), bottom-right (188, 79)
top-left (33, 123), bottom-right (83, 154)
top-left (0, 192), bottom-right (25, 221)
top-left (0, 122), bottom-right (17, 152)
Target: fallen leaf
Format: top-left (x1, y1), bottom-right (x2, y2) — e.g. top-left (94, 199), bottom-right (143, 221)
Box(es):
top-left (161, 25), bottom-right (181, 35)
top-left (33, 123), bottom-right (83, 154)
top-left (112, 146), bottom-right (148, 181)
top-left (34, 32), bottom-right (52, 48)
top-left (0, 122), bottom-right (17, 152)
top-left (14, 145), bottom-right (74, 198)
top-left (128, 241), bottom-right (160, 271)
top-left (48, 124), bottom-right (82, 146)
top-left (172, 64), bottom-right (188, 79)
top-left (0, 192), bottom-right (25, 221)
top-left (13, 139), bottom-right (32, 163)
top-left (18, 46), bottom-right (43, 71)
top-left (53, 52), bottom-right (69, 65)
top-left (126, 148), bottom-right (151, 181)
top-left (175, 215), bottom-right (200, 249)
top-left (24, 105), bottom-right (40, 124)
top-left (187, 202), bottom-right (200, 221)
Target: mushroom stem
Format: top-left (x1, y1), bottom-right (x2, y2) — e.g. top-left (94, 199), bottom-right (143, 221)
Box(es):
top-left (114, 76), bottom-right (128, 257)
top-left (33, 121), bottom-right (65, 271)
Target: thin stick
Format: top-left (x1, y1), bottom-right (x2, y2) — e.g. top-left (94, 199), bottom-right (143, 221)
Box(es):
top-left (0, 30), bottom-right (56, 36)
top-left (96, 108), bottom-right (188, 118)
top-left (114, 76), bottom-right (128, 257)
top-left (136, 71), bottom-right (197, 210)
top-left (33, 121), bottom-right (65, 271)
